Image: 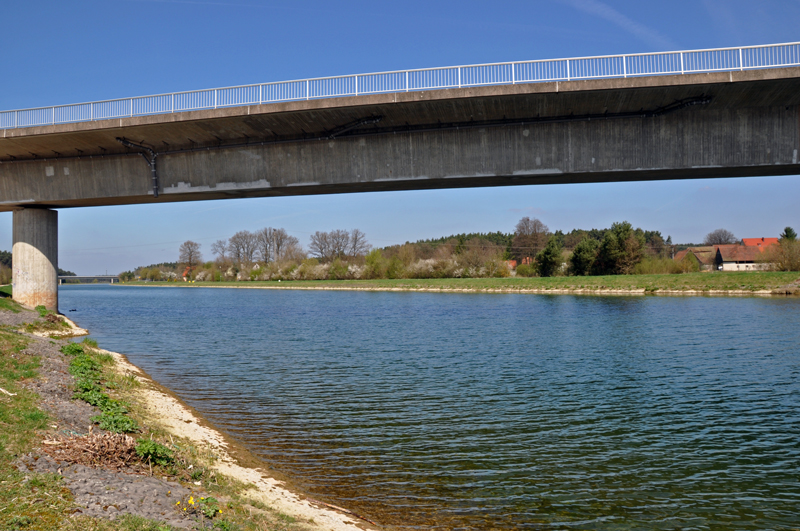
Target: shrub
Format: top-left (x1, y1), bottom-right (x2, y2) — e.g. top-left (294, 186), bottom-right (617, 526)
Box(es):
top-left (515, 263), bottom-right (538, 277)
top-left (328, 258), bottom-right (349, 280)
top-left (135, 439), bottom-right (174, 466)
top-left (764, 239), bottom-right (800, 271)
top-left (385, 257), bottom-right (405, 279)
top-left (364, 249), bottom-right (386, 279)
top-left (484, 259), bottom-right (511, 278)
top-left (633, 257), bottom-right (683, 275)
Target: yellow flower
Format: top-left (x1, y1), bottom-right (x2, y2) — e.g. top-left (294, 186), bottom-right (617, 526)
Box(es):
top-left (175, 501), bottom-right (180, 505)
top-left (189, 496), bottom-right (194, 505)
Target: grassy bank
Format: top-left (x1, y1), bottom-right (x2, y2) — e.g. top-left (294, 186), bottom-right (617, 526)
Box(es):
top-left (123, 271), bottom-right (800, 294)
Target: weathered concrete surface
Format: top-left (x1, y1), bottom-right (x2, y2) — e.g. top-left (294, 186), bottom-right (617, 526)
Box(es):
top-left (12, 209), bottom-right (58, 310)
top-left (2, 67), bottom-right (800, 211)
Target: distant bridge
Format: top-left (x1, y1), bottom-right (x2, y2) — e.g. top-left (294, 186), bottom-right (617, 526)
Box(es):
top-left (3, 42), bottom-right (800, 310)
top-left (58, 276), bottom-right (118, 285)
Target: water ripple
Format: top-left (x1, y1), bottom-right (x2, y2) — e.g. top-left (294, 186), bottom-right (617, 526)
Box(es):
top-left (61, 286), bottom-right (800, 530)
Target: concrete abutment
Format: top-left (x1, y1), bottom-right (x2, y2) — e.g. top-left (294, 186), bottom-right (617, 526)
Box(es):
top-left (12, 208), bottom-right (58, 311)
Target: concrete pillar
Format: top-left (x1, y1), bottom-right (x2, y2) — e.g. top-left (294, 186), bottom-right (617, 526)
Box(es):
top-left (13, 208), bottom-right (58, 311)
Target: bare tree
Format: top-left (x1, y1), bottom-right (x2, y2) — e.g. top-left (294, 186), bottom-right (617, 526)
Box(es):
top-left (348, 229), bottom-right (371, 258)
top-left (211, 239), bottom-right (228, 261)
top-left (457, 237), bottom-right (504, 270)
top-left (309, 229), bottom-right (370, 262)
top-left (178, 241), bottom-right (203, 270)
top-left (272, 228), bottom-right (300, 261)
top-left (326, 230), bottom-right (347, 260)
top-left (309, 231), bottom-right (332, 261)
top-left (512, 217), bottom-right (550, 259)
top-left (281, 241), bottom-right (307, 262)
top-left (227, 230), bottom-right (257, 266)
top-left (255, 227), bottom-right (275, 263)
top-left (255, 227), bottom-right (301, 262)
top-left (704, 228), bottom-right (738, 245)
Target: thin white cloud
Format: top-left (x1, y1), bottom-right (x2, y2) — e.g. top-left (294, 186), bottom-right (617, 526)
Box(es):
top-left (561, 0), bottom-right (676, 50)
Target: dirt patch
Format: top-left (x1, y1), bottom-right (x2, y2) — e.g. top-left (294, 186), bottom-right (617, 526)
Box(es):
top-left (19, 453), bottom-right (193, 528)
top-left (0, 305), bottom-right (37, 327)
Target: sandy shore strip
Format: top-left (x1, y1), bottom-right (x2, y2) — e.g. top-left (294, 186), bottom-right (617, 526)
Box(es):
top-left (102, 348), bottom-right (372, 531)
top-left (129, 282), bottom-right (782, 297)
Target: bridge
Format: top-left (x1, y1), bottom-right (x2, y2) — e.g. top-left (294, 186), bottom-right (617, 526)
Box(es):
top-left (58, 276), bottom-right (118, 285)
top-left (3, 42), bottom-right (800, 310)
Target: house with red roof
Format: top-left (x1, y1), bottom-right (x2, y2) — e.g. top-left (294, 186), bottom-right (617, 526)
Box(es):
top-left (742, 237), bottom-right (779, 249)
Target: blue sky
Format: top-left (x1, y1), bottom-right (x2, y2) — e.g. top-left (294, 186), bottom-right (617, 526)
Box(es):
top-left (2, 0), bottom-right (799, 274)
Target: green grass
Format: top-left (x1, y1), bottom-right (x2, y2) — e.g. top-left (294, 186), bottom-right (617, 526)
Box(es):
top-left (0, 329), bottom-right (73, 530)
top-left (0, 286), bottom-right (21, 313)
top-left (125, 271), bottom-right (800, 294)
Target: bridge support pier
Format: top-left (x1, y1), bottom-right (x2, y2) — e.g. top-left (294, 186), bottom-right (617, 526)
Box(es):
top-left (12, 208), bottom-right (58, 311)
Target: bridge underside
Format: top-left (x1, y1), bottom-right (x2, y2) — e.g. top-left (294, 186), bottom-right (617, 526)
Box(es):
top-left (2, 67), bottom-right (800, 210)
top-left (3, 67), bottom-right (800, 309)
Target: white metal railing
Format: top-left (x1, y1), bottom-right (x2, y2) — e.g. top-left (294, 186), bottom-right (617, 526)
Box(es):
top-left (2, 42), bottom-right (799, 130)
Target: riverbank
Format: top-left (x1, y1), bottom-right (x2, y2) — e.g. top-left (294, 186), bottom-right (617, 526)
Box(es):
top-left (123, 271), bottom-right (800, 296)
top-left (0, 299), bottom-right (373, 530)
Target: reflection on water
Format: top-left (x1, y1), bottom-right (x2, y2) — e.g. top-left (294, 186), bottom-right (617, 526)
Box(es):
top-left (61, 285), bottom-right (800, 529)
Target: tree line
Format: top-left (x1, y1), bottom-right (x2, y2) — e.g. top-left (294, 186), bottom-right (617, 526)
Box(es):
top-left (121, 220), bottom-right (799, 282)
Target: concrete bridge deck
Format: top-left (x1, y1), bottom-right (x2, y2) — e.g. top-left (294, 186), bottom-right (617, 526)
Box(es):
top-left (3, 66), bottom-right (800, 212)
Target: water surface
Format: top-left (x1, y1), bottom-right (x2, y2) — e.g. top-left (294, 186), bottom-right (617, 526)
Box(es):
top-left (60, 285), bottom-right (800, 529)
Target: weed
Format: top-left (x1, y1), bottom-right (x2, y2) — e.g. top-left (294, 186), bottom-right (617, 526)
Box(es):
top-left (60, 342), bottom-right (85, 356)
top-left (197, 496), bottom-right (221, 518)
top-left (68, 354), bottom-right (102, 379)
top-left (277, 512), bottom-right (297, 523)
top-left (92, 412), bottom-right (139, 433)
top-left (136, 439), bottom-right (174, 466)
top-left (35, 305), bottom-right (49, 318)
top-left (82, 337), bottom-right (99, 349)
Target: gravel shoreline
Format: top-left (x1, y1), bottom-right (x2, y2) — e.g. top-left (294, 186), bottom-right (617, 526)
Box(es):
top-left (2, 304), bottom-right (368, 530)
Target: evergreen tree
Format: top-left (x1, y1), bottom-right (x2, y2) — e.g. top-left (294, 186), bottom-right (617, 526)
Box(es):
top-left (569, 238), bottom-right (599, 276)
top-left (536, 237), bottom-right (563, 277)
top-left (593, 221), bottom-right (645, 275)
